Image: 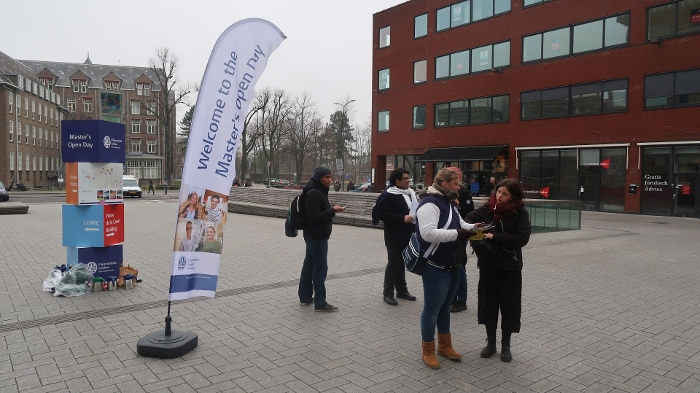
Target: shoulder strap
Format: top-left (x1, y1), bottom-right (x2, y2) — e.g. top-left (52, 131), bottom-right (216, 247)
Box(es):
top-left (423, 206), bottom-right (452, 257)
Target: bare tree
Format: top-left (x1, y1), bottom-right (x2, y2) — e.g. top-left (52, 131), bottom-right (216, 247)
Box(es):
top-left (287, 91), bottom-right (320, 184)
top-left (350, 119), bottom-right (372, 183)
top-left (257, 88), bottom-right (292, 179)
top-left (148, 47), bottom-right (192, 182)
top-left (238, 90), bottom-right (270, 181)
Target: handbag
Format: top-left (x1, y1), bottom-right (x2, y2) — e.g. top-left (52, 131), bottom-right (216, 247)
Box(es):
top-left (403, 206), bottom-right (453, 275)
top-left (470, 238), bottom-right (498, 260)
top-left (284, 218), bottom-right (298, 238)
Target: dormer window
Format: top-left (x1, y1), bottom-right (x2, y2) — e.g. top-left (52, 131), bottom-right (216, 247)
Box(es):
top-left (104, 80), bottom-right (120, 90)
top-left (136, 82), bottom-right (151, 96)
top-left (40, 77), bottom-right (54, 90)
top-left (72, 79), bottom-right (88, 93)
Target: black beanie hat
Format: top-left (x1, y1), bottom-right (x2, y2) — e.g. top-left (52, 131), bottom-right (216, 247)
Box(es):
top-left (312, 166), bottom-right (332, 180)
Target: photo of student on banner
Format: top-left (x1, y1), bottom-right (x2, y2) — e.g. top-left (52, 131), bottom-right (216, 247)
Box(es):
top-left (174, 219), bottom-right (203, 252)
top-left (178, 186), bottom-right (205, 219)
top-left (197, 223), bottom-right (223, 254)
top-left (201, 190), bottom-right (228, 226)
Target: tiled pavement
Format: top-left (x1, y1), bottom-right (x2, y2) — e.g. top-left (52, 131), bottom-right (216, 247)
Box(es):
top-left (1, 201), bottom-right (699, 392)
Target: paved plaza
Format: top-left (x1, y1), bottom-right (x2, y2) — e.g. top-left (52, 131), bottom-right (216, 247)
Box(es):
top-left (1, 200), bottom-right (700, 392)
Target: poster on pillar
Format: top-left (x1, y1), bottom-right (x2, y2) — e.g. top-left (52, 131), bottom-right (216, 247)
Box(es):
top-left (65, 162), bottom-right (123, 205)
top-left (168, 19), bottom-right (286, 301)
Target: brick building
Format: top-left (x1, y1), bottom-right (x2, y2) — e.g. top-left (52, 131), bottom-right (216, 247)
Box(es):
top-left (19, 54), bottom-right (176, 186)
top-left (1, 51), bottom-right (67, 189)
top-left (372, 0), bottom-right (700, 218)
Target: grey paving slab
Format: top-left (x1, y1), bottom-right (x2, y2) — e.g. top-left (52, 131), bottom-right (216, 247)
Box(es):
top-left (1, 201), bottom-right (700, 392)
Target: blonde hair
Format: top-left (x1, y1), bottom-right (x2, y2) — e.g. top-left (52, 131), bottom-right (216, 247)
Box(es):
top-left (434, 168), bottom-right (461, 185)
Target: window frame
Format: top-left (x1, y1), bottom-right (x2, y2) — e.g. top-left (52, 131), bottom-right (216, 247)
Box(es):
top-left (131, 100), bottom-right (141, 115)
top-left (131, 119), bottom-right (141, 134)
top-left (522, 11), bottom-right (630, 64)
top-left (412, 105), bottom-right (427, 130)
top-left (434, 94), bottom-right (510, 127)
top-left (644, 68), bottom-right (700, 109)
top-left (377, 110), bottom-right (390, 133)
top-left (647, 0), bottom-right (700, 40)
top-left (414, 59), bottom-right (428, 84)
top-left (436, 0), bottom-right (511, 33)
top-left (379, 25), bottom-right (391, 48)
top-left (378, 68), bottom-right (390, 91)
top-left (435, 39), bottom-right (511, 80)
top-left (523, 0), bottom-right (555, 9)
top-left (147, 139), bottom-right (157, 153)
top-left (147, 119), bottom-right (157, 134)
top-left (83, 98), bottom-right (93, 113)
top-left (414, 13), bottom-right (428, 38)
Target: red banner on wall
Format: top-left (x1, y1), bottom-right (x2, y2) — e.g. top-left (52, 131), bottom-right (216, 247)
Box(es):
top-left (539, 187), bottom-right (550, 198)
top-left (600, 159), bottom-right (611, 169)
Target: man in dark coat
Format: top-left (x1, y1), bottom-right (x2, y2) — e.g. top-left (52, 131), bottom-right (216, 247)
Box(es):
top-left (375, 168), bottom-right (418, 305)
top-left (298, 167), bottom-right (345, 312)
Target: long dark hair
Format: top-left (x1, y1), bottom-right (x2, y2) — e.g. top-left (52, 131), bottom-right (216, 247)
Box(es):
top-left (493, 178), bottom-right (524, 201)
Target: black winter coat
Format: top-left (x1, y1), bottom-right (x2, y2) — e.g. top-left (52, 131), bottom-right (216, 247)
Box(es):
top-left (457, 185), bottom-right (474, 219)
top-left (465, 205), bottom-right (531, 271)
top-left (376, 193), bottom-right (415, 248)
top-left (302, 178), bottom-right (335, 239)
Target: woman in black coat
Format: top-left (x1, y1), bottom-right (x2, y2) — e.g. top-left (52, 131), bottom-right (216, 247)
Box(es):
top-left (465, 178), bottom-right (531, 363)
top-left (375, 168), bottom-right (418, 305)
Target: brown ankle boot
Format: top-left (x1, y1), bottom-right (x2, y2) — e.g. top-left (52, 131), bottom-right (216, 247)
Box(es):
top-left (421, 340), bottom-right (440, 369)
top-left (437, 333), bottom-right (462, 361)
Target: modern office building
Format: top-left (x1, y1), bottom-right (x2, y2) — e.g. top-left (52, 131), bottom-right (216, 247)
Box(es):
top-left (19, 54), bottom-right (175, 185)
top-left (1, 51), bottom-right (67, 189)
top-left (372, 0), bottom-right (700, 218)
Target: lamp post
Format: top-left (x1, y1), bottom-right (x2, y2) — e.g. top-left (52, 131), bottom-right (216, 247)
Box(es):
top-left (333, 99), bottom-right (355, 191)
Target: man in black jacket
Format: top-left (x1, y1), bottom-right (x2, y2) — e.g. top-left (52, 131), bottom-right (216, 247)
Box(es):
top-left (298, 167), bottom-right (345, 312)
top-left (375, 168), bottom-right (419, 306)
top-left (450, 169), bottom-right (474, 313)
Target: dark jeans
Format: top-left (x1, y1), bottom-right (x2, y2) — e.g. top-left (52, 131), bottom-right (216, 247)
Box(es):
top-left (421, 264), bottom-right (459, 342)
top-left (478, 267), bottom-right (522, 334)
top-left (454, 265), bottom-right (467, 302)
top-left (298, 237), bottom-right (328, 307)
top-left (383, 243), bottom-right (408, 296)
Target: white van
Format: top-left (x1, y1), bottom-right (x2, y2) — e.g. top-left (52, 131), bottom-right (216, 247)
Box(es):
top-left (123, 175), bottom-right (142, 198)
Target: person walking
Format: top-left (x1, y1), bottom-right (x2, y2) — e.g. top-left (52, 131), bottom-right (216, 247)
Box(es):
top-left (298, 167), bottom-right (345, 312)
top-left (469, 178), bottom-right (480, 197)
top-left (447, 168), bottom-right (474, 313)
top-left (416, 168), bottom-right (481, 369)
top-left (483, 176), bottom-right (496, 198)
top-left (346, 179), bottom-right (355, 192)
top-left (334, 178), bottom-right (341, 192)
top-left (375, 168), bottom-right (418, 306)
top-left (465, 178), bottom-right (531, 363)
top-left (148, 180), bottom-right (155, 195)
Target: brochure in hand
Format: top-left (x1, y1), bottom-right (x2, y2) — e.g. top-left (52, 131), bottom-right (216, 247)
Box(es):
top-left (467, 223), bottom-right (496, 241)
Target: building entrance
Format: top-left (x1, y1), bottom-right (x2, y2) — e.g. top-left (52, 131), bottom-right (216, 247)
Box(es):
top-left (579, 174), bottom-right (599, 211)
top-left (673, 175), bottom-right (699, 218)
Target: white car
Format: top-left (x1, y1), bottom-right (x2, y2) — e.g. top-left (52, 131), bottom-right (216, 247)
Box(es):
top-left (122, 176), bottom-right (142, 198)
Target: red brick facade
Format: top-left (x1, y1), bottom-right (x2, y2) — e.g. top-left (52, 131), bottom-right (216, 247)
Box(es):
top-left (372, 0), bottom-right (700, 216)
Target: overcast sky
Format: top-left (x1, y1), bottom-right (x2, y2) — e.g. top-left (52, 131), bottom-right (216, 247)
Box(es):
top-left (2, 0), bottom-right (405, 128)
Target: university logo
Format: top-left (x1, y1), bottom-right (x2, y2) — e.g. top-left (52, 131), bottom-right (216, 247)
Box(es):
top-left (86, 261), bottom-right (98, 274)
top-left (103, 136), bottom-right (111, 148)
top-left (178, 256), bottom-right (187, 270)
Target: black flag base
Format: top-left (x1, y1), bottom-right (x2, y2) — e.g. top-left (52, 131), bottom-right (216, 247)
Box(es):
top-left (137, 314), bottom-right (198, 358)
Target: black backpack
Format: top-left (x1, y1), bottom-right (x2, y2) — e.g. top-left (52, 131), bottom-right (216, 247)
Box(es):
top-left (288, 192), bottom-right (306, 230)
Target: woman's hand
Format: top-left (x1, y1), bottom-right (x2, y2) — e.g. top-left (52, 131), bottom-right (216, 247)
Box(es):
top-left (474, 222), bottom-right (485, 228)
top-left (404, 215), bottom-right (414, 223)
top-left (483, 233), bottom-right (494, 240)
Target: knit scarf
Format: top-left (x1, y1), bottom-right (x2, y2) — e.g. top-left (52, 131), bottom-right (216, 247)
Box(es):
top-left (427, 183), bottom-right (458, 202)
top-left (487, 194), bottom-right (524, 222)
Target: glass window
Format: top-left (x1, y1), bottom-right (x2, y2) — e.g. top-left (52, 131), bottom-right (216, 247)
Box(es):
top-left (450, 50), bottom-right (470, 76)
top-left (559, 150), bottom-right (579, 200)
top-left (674, 69), bottom-right (700, 106)
top-left (645, 73), bottom-right (675, 107)
top-left (437, 6), bottom-right (451, 31)
top-left (492, 95), bottom-right (509, 122)
top-left (449, 100), bottom-right (468, 126)
top-left (379, 26), bottom-right (390, 48)
top-left (542, 28), bottom-right (570, 59)
top-left (523, 34), bottom-right (542, 62)
top-left (648, 3), bottom-right (677, 38)
top-left (470, 97), bottom-right (490, 124)
top-left (471, 45), bottom-right (492, 73)
top-left (678, 0), bottom-right (700, 35)
top-left (414, 60), bottom-right (427, 83)
top-left (641, 147), bottom-right (672, 215)
top-left (436, 55), bottom-right (450, 79)
top-left (378, 68), bottom-right (390, 90)
top-left (435, 103), bottom-right (449, 126)
top-left (571, 83), bottom-right (602, 115)
top-left (378, 110), bottom-right (389, 132)
top-left (600, 148), bottom-right (627, 212)
top-left (573, 20), bottom-right (603, 53)
top-left (541, 87), bottom-right (569, 118)
top-left (521, 91), bottom-right (542, 119)
top-left (605, 14), bottom-right (630, 47)
top-left (413, 106), bottom-right (426, 129)
top-left (524, 0), bottom-right (553, 6)
top-left (493, 41), bottom-right (510, 68)
top-left (603, 79), bottom-right (628, 112)
top-left (451, 1), bottom-right (470, 27)
top-left (494, 0), bottom-right (511, 14)
top-left (473, 0), bottom-right (494, 21)
top-left (415, 14), bottom-right (428, 38)
top-left (674, 146), bottom-right (700, 173)
top-left (520, 151), bottom-right (541, 195)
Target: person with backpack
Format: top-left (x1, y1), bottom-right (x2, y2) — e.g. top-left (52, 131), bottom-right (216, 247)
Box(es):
top-left (298, 167), bottom-right (345, 312)
top-left (374, 168), bottom-right (418, 306)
